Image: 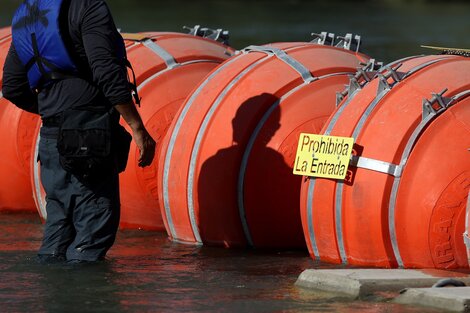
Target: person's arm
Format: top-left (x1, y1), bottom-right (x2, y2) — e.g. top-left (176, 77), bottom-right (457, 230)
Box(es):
top-left (2, 44), bottom-right (39, 114)
top-left (80, 0), bottom-right (155, 167)
top-left (115, 101), bottom-right (155, 167)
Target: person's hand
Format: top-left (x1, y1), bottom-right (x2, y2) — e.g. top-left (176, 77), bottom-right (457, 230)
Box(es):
top-left (114, 101), bottom-right (156, 167)
top-left (132, 127), bottom-right (156, 167)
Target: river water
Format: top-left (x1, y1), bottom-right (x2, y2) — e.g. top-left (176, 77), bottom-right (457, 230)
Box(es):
top-left (1, 0), bottom-right (470, 62)
top-left (0, 0), bottom-right (468, 312)
top-left (0, 212), bottom-right (440, 313)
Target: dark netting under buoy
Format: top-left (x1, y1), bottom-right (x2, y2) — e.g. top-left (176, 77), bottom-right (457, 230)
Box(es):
top-left (441, 49), bottom-right (470, 57)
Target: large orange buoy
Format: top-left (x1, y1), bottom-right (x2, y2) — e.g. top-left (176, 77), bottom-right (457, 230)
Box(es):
top-left (0, 28), bottom-right (11, 71)
top-left (393, 94), bottom-right (470, 269)
top-left (465, 191), bottom-right (470, 266)
top-left (0, 28), bottom-right (40, 212)
top-left (32, 29), bottom-right (234, 230)
top-left (300, 54), bottom-right (470, 268)
top-left (158, 34), bottom-right (370, 248)
top-left (0, 97), bottom-right (40, 212)
top-left (0, 27), bottom-right (10, 42)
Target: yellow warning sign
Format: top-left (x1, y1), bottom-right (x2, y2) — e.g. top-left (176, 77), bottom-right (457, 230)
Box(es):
top-left (293, 133), bottom-right (354, 179)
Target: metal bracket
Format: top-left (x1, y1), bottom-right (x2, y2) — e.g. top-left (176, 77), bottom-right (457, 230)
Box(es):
top-left (243, 45), bottom-right (277, 55)
top-left (335, 59), bottom-right (382, 106)
top-left (311, 32), bottom-right (362, 52)
top-left (335, 33), bottom-right (361, 52)
top-left (311, 32), bottom-right (335, 46)
top-left (336, 83), bottom-right (351, 107)
top-left (143, 40), bottom-right (178, 69)
top-left (183, 25), bottom-right (230, 45)
top-left (422, 88), bottom-right (453, 120)
top-left (377, 63), bottom-right (406, 94)
top-left (242, 45), bottom-right (315, 83)
top-left (350, 155), bottom-right (402, 177)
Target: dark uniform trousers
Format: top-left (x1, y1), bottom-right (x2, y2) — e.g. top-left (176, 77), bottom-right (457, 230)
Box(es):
top-left (38, 126), bottom-right (120, 262)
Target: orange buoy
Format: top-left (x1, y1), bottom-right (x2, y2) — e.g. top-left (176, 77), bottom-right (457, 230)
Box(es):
top-left (0, 97), bottom-right (40, 212)
top-left (32, 30), bottom-right (234, 230)
top-left (300, 54), bottom-right (470, 268)
top-left (0, 29), bottom-right (40, 212)
top-left (393, 94), bottom-right (470, 269)
top-left (0, 28), bottom-right (11, 71)
top-left (465, 191), bottom-right (470, 266)
top-left (158, 35), bottom-right (370, 247)
top-left (0, 27), bottom-right (10, 42)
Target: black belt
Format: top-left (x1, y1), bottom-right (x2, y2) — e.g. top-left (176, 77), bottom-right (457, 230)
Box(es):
top-left (42, 114), bottom-right (61, 127)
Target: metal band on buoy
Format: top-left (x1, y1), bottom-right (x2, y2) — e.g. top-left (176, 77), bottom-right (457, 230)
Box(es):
top-left (142, 40), bottom-right (178, 70)
top-left (242, 45), bottom-right (316, 83)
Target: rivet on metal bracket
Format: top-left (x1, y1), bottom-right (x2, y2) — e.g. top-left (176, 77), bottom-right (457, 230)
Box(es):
top-left (311, 32), bottom-right (335, 46)
top-left (183, 25), bottom-right (230, 45)
top-left (422, 88), bottom-right (453, 120)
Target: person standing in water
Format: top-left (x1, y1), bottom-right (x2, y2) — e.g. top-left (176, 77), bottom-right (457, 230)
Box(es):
top-left (2, 0), bottom-right (156, 263)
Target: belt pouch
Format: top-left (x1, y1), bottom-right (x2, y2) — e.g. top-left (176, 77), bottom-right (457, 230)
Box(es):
top-left (57, 108), bottom-right (112, 179)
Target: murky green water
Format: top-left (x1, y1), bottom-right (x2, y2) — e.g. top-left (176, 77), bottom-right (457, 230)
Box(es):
top-left (1, 0), bottom-right (470, 63)
top-left (0, 212), bottom-right (441, 313)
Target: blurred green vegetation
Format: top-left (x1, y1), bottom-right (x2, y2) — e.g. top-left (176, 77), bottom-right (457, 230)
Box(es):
top-left (1, 0), bottom-right (469, 62)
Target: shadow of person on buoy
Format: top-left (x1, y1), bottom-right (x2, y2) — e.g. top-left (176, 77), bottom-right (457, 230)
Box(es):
top-left (198, 93), bottom-right (301, 249)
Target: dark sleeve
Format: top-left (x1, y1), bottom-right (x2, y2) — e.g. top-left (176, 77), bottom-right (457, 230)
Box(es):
top-left (2, 44), bottom-right (39, 114)
top-left (80, 1), bottom-right (132, 106)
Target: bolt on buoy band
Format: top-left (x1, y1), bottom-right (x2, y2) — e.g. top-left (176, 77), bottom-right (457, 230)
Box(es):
top-left (242, 45), bottom-right (316, 83)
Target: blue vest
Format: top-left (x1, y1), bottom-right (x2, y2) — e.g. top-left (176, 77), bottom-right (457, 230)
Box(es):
top-left (12, 0), bottom-right (140, 105)
top-left (12, 0), bottom-right (78, 90)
